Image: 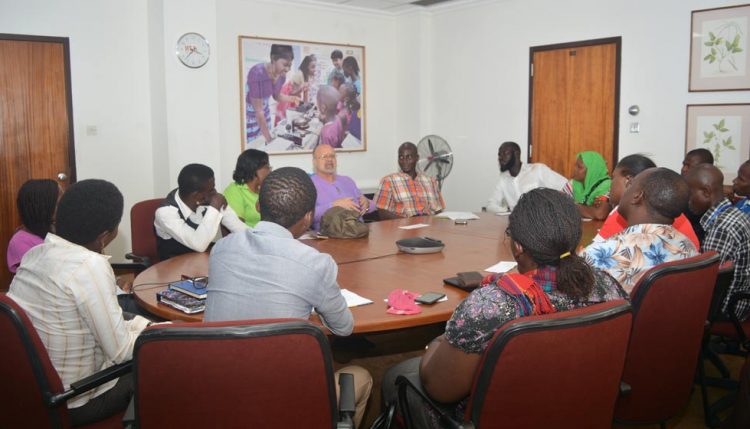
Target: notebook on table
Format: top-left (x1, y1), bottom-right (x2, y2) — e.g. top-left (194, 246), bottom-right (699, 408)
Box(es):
top-left (168, 278), bottom-right (208, 299)
top-left (157, 289), bottom-right (205, 314)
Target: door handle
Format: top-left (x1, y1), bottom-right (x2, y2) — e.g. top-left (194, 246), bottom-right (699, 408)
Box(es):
top-left (57, 173), bottom-right (67, 181)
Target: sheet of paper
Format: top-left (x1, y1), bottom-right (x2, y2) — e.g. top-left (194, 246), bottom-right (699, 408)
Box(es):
top-left (341, 289), bottom-right (373, 307)
top-left (484, 261), bottom-right (518, 273)
top-left (435, 211), bottom-right (480, 220)
top-left (399, 223), bottom-right (430, 230)
top-left (494, 211), bottom-right (511, 216)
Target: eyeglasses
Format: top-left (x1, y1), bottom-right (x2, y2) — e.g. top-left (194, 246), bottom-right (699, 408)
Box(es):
top-left (182, 275), bottom-right (208, 289)
top-left (315, 154), bottom-right (336, 160)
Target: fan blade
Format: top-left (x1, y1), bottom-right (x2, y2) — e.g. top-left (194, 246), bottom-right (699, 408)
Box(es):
top-left (436, 161), bottom-right (443, 180)
top-left (428, 139), bottom-right (435, 155)
top-left (424, 160), bottom-right (436, 172)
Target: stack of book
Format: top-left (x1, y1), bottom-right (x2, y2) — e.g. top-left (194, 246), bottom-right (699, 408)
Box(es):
top-left (156, 278), bottom-right (207, 314)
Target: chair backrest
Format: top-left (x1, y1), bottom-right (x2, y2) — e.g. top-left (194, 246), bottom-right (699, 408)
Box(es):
top-left (0, 294), bottom-right (70, 429)
top-left (130, 198), bottom-right (163, 264)
top-left (465, 299), bottom-right (633, 429)
top-left (614, 251), bottom-right (720, 424)
top-left (707, 263), bottom-right (735, 324)
top-left (133, 319), bottom-right (339, 428)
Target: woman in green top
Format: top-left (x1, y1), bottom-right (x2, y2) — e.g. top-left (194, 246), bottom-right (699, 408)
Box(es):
top-left (224, 149), bottom-right (271, 227)
top-left (570, 151), bottom-right (611, 220)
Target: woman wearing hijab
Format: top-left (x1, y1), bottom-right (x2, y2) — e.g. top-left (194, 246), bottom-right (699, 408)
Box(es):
top-left (568, 151), bottom-right (611, 220)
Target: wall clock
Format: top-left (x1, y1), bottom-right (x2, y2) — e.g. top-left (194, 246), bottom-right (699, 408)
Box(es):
top-left (175, 32), bottom-right (210, 68)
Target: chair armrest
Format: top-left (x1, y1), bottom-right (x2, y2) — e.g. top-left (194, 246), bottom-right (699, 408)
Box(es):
top-left (337, 372), bottom-right (355, 429)
top-left (122, 396), bottom-right (135, 429)
top-left (395, 375), bottom-right (469, 429)
top-left (111, 261), bottom-right (149, 272)
top-left (125, 252), bottom-right (152, 267)
top-left (48, 361), bottom-right (132, 407)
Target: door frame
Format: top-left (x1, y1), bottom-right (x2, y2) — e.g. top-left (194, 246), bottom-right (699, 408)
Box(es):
top-left (1, 33), bottom-right (77, 182)
top-left (527, 36), bottom-right (622, 170)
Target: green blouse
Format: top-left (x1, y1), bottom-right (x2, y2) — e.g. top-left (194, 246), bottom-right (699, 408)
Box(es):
top-left (224, 182), bottom-right (260, 227)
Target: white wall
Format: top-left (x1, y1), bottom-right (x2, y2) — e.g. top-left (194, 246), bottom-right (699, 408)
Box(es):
top-left (427, 0), bottom-right (750, 212)
top-left (3, 0), bottom-right (747, 259)
top-left (0, 0), bottom-right (156, 259)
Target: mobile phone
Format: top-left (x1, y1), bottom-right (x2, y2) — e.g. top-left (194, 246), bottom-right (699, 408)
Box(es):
top-left (415, 292), bottom-right (446, 305)
top-left (454, 219), bottom-right (468, 225)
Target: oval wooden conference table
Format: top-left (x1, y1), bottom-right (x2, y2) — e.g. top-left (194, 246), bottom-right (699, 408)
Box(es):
top-left (133, 213), bottom-right (602, 334)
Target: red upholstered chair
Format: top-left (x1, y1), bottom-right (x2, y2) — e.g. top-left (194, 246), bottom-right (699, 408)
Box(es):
top-left (614, 252), bottom-right (720, 428)
top-left (0, 294), bottom-right (131, 429)
top-left (112, 198), bottom-right (162, 271)
top-left (396, 299), bottom-right (633, 429)
top-left (129, 319), bottom-right (356, 428)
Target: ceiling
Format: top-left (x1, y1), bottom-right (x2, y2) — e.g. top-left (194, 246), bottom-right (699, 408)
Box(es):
top-left (284, 0), bottom-right (467, 14)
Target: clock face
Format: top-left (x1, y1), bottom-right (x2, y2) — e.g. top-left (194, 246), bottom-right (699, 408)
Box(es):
top-left (175, 32), bottom-right (210, 68)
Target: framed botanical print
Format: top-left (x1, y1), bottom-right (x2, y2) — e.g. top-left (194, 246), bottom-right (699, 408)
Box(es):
top-left (685, 103), bottom-right (750, 184)
top-left (689, 4), bottom-right (750, 91)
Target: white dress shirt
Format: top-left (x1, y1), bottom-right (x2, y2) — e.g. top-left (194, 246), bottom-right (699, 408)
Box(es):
top-left (486, 163), bottom-right (568, 212)
top-left (7, 234), bottom-right (150, 408)
top-left (154, 192), bottom-right (248, 252)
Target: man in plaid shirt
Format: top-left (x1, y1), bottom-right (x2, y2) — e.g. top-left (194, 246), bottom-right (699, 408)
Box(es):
top-left (374, 142), bottom-right (445, 219)
top-left (686, 164), bottom-right (750, 321)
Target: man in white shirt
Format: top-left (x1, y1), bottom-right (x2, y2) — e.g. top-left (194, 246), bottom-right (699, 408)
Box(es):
top-left (486, 141), bottom-right (568, 213)
top-left (8, 179), bottom-right (151, 426)
top-left (154, 163), bottom-right (247, 260)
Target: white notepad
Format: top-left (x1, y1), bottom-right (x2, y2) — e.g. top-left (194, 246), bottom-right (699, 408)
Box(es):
top-left (341, 289), bottom-right (373, 307)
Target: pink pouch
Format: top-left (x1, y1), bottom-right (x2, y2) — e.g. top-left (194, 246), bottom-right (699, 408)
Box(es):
top-left (386, 289), bottom-right (422, 315)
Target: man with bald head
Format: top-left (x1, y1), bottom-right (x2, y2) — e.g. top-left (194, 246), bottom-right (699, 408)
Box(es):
top-left (732, 160), bottom-right (750, 216)
top-left (310, 143), bottom-right (374, 231)
top-left (682, 148), bottom-right (715, 242)
top-left (374, 142), bottom-right (445, 219)
top-left (581, 168), bottom-right (698, 293)
top-left (686, 164), bottom-right (750, 321)
top-left (317, 85), bottom-right (347, 148)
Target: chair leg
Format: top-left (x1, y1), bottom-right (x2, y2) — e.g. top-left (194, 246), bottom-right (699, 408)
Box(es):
top-left (707, 348), bottom-right (732, 378)
top-left (698, 350), bottom-right (713, 427)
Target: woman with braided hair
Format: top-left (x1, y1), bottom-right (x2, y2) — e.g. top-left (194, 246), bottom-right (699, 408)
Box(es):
top-left (381, 188), bottom-right (627, 428)
top-left (6, 179), bottom-right (61, 273)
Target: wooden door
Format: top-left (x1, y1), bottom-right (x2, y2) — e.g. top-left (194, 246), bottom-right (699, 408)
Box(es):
top-left (0, 34), bottom-right (75, 290)
top-left (529, 38), bottom-right (620, 178)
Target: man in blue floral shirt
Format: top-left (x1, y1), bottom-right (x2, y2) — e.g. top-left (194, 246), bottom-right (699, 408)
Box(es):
top-left (687, 164), bottom-right (750, 321)
top-left (581, 168), bottom-right (698, 293)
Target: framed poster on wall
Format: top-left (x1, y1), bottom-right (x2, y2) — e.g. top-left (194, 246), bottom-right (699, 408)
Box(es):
top-left (689, 4), bottom-right (750, 91)
top-left (685, 103), bottom-right (750, 185)
top-left (239, 36), bottom-right (366, 155)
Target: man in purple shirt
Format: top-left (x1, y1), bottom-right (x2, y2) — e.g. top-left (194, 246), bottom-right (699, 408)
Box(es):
top-left (310, 144), bottom-right (375, 230)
